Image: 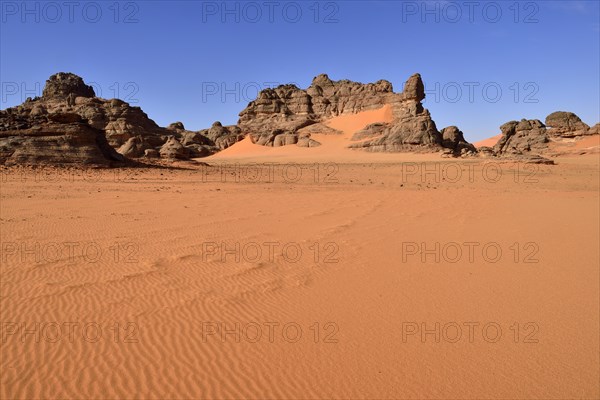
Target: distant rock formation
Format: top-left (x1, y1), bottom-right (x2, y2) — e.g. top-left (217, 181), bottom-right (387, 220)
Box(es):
top-left (42, 72), bottom-right (96, 100)
top-left (0, 74), bottom-right (131, 166)
top-left (545, 111), bottom-right (591, 137)
top-left (237, 73), bottom-right (474, 155)
top-left (0, 73), bottom-right (165, 165)
top-left (2, 72), bottom-right (597, 166)
top-left (346, 74), bottom-right (460, 153)
top-left (440, 126), bottom-right (477, 155)
top-left (236, 74), bottom-right (397, 148)
top-left (493, 119), bottom-right (549, 155)
top-left (490, 111), bottom-right (598, 162)
top-left (160, 136), bottom-right (189, 159)
top-left (0, 111), bottom-right (124, 166)
top-left (0, 73), bottom-right (223, 164)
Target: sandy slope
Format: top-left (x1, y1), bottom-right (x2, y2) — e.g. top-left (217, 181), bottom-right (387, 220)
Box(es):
top-left (1, 112), bottom-right (599, 398)
top-left (473, 134), bottom-right (502, 148)
top-left (209, 105), bottom-right (395, 162)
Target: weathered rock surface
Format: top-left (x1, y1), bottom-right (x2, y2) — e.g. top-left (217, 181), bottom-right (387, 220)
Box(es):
top-left (493, 119), bottom-right (549, 155)
top-left (159, 136), bottom-right (189, 159)
top-left (237, 73), bottom-right (463, 154)
top-left (3, 73), bottom-right (596, 166)
top-left (296, 137), bottom-right (321, 147)
top-left (545, 111), bottom-right (591, 137)
top-left (118, 136), bottom-right (150, 158)
top-left (0, 73), bottom-right (173, 164)
top-left (491, 111), bottom-right (599, 160)
top-left (167, 121), bottom-right (185, 131)
top-left (0, 117), bottom-right (124, 166)
top-left (440, 126), bottom-right (477, 156)
top-left (42, 72), bottom-right (95, 100)
top-left (0, 73), bottom-right (235, 164)
top-left (346, 74), bottom-right (442, 153)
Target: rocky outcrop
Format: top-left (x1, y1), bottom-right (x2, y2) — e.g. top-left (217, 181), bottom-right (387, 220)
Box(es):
top-left (38, 74), bottom-right (167, 149)
top-left (491, 111), bottom-right (599, 160)
top-left (1, 76), bottom-right (129, 165)
top-left (305, 74), bottom-right (397, 117)
top-left (159, 136), bottom-right (189, 159)
top-left (0, 72), bottom-right (472, 164)
top-left (493, 119), bottom-right (549, 155)
top-left (4, 72), bottom-right (596, 166)
top-left (42, 72), bottom-right (95, 100)
top-left (0, 73), bottom-right (225, 164)
top-left (0, 110), bottom-right (124, 166)
top-left (346, 74), bottom-right (445, 153)
top-left (167, 121), bottom-right (185, 131)
top-left (118, 136), bottom-right (150, 158)
top-left (237, 73), bottom-right (462, 154)
top-left (440, 126), bottom-right (477, 156)
top-left (0, 73), bottom-right (172, 164)
top-left (545, 111), bottom-right (591, 137)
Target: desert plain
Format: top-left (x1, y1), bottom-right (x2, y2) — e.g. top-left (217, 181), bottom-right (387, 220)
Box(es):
top-left (1, 108), bottom-right (599, 399)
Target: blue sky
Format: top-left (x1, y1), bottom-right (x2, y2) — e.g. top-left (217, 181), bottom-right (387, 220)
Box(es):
top-left (1, 0), bottom-right (599, 141)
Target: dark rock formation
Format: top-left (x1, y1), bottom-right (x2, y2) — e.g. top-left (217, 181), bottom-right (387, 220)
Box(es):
top-left (6, 72), bottom-right (596, 166)
top-left (346, 74), bottom-right (444, 152)
top-left (118, 136), bottom-right (150, 158)
top-left (1, 73), bottom-right (190, 164)
top-left (42, 72), bottom-right (95, 100)
top-left (236, 73), bottom-right (463, 154)
top-left (159, 136), bottom-right (189, 159)
top-left (167, 121), bottom-right (185, 131)
top-left (545, 111), bottom-right (591, 137)
top-left (493, 119), bottom-right (549, 155)
top-left (1, 75), bottom-right (127, 166)
top-left (440, 126), bottom-right (477, 156)
top-left (491, 111), bottom-right (599, 160)
top-left (0, 116), bottom-right (124, 166)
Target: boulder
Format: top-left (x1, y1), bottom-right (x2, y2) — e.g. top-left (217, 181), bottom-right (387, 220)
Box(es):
top-left (167, 121), bottom-right (185, 131)
top-left (440, 126), bottom-right (477, 155)
top-left (273, 134), bottom-right (298, 147)
top-left (545, 111), bottom-right (591, 137)
top-left (144, 149), bottom-right (159, 158)
top-left (402, 73), bottom-right (425, 101)
top-left (159, 137), bottom-right (189, 159)
top-left (297, 137), bottom-right (321, 147)
top-left (42, 72), bottom-right (95, 100)
top-left (493, 119), bottom-right (548, 155)
top-left (118, 136), bottom-right (150, 158)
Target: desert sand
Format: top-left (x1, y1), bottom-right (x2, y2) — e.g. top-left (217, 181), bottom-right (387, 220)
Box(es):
top-left (473, 134), bottom-right (502, 148)
top-left (1, 110), bottom-right (599, 399)
top-left (211, 105), bottom-right (396, 162)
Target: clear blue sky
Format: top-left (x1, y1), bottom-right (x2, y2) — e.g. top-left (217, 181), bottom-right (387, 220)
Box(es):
top-left (1, 0), bottom-right (599, 141)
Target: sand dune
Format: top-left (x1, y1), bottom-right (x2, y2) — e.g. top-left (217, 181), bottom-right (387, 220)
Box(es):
top-left (322, 104), bottom-right (394, 135)
top-left (473, 134), bottom-right (502, 148)
top-left (209, 105), bottom-right (395, 162)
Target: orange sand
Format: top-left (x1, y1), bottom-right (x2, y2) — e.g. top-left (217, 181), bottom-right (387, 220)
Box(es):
top-left (473, 134), bottom-right (502, 148)
top-left (1, 109), bottom-right (599, 398)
